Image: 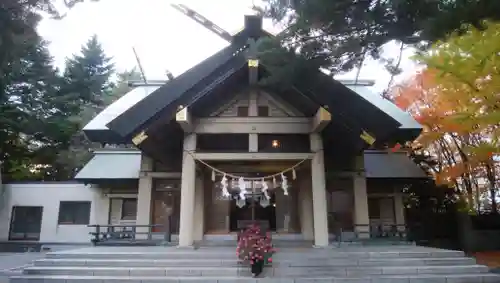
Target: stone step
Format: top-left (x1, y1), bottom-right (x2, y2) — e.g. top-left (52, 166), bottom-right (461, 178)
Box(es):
top-left (22, 265), bottom-right (490, 277)
top-left (9, 273), bottom-right (500, 283)
top-left (200, 240), bottom-right (314, 248)
top-left (46, 249), bottom-right (466, 260)
top-left (33, 257), bottom-right (477, 268)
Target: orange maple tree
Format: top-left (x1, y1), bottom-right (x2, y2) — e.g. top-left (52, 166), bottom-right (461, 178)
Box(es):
top-left (390, 21), bottom-right (500, 213)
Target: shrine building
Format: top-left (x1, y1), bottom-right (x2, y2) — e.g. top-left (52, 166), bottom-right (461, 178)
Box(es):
top-left (72, 15), bottom-right (425, 247)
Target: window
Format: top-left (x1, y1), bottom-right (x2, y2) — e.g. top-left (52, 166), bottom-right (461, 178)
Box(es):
top-left (258, 106), bottom-right (269, 117)
top-left (237, 106), bottom-right (249, 117)
top-left (121, 198), bottom-right (137, 220)
top-left (9, 206), bottom-right (43, 241)
top-left (58, 201), bottom-right (91, 225)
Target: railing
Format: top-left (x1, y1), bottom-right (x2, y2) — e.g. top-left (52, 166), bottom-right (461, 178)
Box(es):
top-left (88, 224), bottom-right (173, 246)
top-left (334, 224), bottom-right (411, 246)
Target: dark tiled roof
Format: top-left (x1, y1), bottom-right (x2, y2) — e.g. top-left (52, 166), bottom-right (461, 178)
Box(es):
top-left (107, 43), bottom-right (247, 139)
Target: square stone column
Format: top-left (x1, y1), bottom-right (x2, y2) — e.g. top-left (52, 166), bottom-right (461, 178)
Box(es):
top-left (193, 174), bottom-right (204, 242)
top-left (136, 154), bottom-right (153, 239)
top-left (178, 133), bottom-right (197, 247)
top-left (353, 155), bottom-right (370, 238)
top-left (309, 133), bottom-right (329, 247)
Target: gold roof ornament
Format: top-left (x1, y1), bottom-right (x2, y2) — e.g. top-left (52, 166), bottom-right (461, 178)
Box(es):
top-left (248, 59), bottom-right (259, 67)
top-left (360, 130), bottom-right (376, 145)
top-left (132, 131), bottom-right (148, 146)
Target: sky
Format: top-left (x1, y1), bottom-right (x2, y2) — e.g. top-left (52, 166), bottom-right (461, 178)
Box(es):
top-left (37, 0), bottom-right (419, 92)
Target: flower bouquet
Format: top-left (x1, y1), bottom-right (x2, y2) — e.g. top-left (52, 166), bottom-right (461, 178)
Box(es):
top-left (236, 224), bottom-right (275, 277)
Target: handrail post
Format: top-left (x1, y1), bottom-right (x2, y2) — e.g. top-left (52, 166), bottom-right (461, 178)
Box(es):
top-left (338, 227), bottom-right (343, 247)
top-left (131, 226), bottom-right (136, 240)
top-left (147, 225), bottom-right (152, 241)
top-left (165, 215), bottom-right (172, 243)
top-left (95, 225), bottom-right (100, 244)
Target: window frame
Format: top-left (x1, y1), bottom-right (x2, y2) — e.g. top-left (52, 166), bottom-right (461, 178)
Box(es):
top-left (57, 201), bottom-right (91, 225)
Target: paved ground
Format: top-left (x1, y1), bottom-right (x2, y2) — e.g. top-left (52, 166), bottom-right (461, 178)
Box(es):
top-left (0, 245), bottom-right (83, 283)
top-left (0, 252), bottom-right (47, 283)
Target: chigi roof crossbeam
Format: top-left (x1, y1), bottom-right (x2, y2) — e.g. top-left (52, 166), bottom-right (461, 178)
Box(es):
top-left (170, 4), bottom-right (233, 42)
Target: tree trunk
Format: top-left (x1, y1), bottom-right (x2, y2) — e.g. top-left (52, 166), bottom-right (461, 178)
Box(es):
top-left (485, 164), bottom-right (498, 214)
top-left (489, 187), bottom-right (497, 214)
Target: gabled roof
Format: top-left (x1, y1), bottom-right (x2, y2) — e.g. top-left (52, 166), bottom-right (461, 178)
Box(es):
top-left (102, 15), bottom-right (421, 153)
top-left (107, 43), bottom-right (248, 139)
top-left (83, 85), bottom-right (160, 143)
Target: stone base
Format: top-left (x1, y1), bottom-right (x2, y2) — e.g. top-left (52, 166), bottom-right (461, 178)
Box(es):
top-left (175, 245), bottom-right (196, 250)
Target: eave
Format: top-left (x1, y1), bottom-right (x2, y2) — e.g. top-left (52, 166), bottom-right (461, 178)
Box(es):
top-left (82, 85), bottom-right (161, 144)
top-left (106, 43), bottom-right (247, 140)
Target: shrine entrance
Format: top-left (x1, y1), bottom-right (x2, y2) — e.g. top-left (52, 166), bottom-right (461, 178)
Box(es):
top-left (229, 180), bottom-right (277, 232)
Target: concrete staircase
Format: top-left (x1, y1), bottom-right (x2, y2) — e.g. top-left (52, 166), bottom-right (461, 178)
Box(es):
top-left (9, 245), bottom-right (500, 282)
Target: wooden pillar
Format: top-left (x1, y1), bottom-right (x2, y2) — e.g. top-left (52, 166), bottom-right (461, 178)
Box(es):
top-left (310, 133), bottom-right (329, 246)
top-left (178, 134), bottom-right (197, 247)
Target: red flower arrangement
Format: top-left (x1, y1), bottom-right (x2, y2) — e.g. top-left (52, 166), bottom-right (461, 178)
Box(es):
top-left (236, 224), bottom-right (275, 277)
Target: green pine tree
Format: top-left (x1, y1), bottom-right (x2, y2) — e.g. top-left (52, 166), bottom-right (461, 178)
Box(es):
top-left (0, 34), bottom-right (83, 181)
top-left (64, 34), bottom-right (115, 108)
top-left (53, 35), bottom-right (115, 179)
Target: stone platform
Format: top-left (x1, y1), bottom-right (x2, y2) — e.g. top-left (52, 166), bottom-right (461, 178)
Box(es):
top-left (9, 245), bottom-right (500, 282)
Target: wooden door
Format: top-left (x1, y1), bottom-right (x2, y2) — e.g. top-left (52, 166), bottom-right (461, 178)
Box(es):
top-left (152, 190), bottom-right (180, 233)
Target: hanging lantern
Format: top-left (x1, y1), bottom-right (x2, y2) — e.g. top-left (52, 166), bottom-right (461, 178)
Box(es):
top-left (281, 173), bottom-right (289, 196)
top-left (238, 177), bottom-right (247, 200)
top-left (220, 174), bottom-right (230, 199)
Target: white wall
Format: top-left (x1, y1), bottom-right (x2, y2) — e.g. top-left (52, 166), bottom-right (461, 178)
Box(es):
top-left (0, 182), bottom-right (109, 243)
top-left (212, 90), bottom-right (302, 117)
